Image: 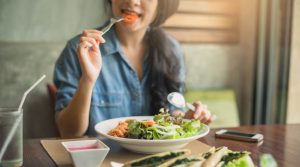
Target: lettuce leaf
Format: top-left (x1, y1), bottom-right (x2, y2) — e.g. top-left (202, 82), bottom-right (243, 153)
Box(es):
top-left (224, 154), bottom-right (255, 167)
top-left (260, 154), bottom-right (278, 167)
top-left (127, 110), bottom-right (204, 140)
top-left (182, 119), bottom-right (203, 137)
top-left (127, 120), bottom-right (144, 139)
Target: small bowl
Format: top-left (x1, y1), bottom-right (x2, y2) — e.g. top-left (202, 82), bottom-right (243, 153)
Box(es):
top-left (62, 139), bottom-right (110, 167)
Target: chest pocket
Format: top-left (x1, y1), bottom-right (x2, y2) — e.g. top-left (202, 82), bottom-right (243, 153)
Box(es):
top-left (91, 93), bottom-right (123, 107)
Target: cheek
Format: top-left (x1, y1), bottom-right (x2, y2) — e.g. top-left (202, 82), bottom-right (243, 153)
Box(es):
top-left (148, 9), bottom-right (157, 24)
top-left (144, 8), bottom-right (156, 22)
top-left (143, 4), bottom-right (158, 23)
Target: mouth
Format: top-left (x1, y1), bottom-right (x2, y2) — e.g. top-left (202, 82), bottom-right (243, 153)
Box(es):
top-left (121, 9), bottom-right (141, 24)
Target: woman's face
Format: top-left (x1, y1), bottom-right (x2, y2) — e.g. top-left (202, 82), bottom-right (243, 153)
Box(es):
top-left (111, 0), bottom-right (158, 32)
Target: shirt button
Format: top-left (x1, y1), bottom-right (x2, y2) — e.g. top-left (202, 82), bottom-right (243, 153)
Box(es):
top-left (133, 92), bottom-right (139, 99)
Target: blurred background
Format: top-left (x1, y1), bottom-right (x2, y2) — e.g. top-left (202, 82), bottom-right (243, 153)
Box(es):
top-left (0, 0), bottom-right (299, 138)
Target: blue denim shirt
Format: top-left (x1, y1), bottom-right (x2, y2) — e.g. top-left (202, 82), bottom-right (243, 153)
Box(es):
top-left (53, 27), bottom-right (185, 135)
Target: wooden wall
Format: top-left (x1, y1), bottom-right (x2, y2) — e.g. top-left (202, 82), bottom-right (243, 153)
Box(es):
top-left (163, 0), bottom-right (240, 43)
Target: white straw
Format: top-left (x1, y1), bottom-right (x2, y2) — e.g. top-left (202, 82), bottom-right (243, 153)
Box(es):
top-left (18, 75), bottom-right (46, 111)
top-left (0, 74), bottom-right (46, 161)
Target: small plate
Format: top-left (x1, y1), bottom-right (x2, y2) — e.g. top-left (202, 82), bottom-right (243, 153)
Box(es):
top-left (94, 116), bottom-right (209, 154)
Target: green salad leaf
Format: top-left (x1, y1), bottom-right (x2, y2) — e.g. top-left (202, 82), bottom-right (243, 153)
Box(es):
top-left (221, 151), bottom-right (254, 167)
top-left (126, 108), bottom-right (205, 140)
top-left (260, 154), bottom-right (278, 167)
top-left (127, 120), bottom-right (144, 139)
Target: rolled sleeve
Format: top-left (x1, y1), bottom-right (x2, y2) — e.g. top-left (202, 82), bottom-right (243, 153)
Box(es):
top-left (53, 38), bottom-right (81, 117)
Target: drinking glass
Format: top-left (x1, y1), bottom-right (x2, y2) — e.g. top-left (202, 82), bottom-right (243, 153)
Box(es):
top-left (0, 108), bottom-right (23, 167)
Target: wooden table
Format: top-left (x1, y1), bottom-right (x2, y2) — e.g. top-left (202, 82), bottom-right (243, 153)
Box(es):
top-left (23, 124), bottom-right (300, 167)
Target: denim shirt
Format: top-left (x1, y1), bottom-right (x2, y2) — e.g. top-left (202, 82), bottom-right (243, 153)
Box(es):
top-left (53, 27), bottom-right (185, 135)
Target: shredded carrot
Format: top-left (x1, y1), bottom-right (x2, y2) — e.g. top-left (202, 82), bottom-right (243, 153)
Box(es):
top-left (122, 13), bottom-right (138, 24)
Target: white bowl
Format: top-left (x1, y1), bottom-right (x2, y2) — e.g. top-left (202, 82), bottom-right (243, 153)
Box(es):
top-left (61, 139), bottom-right (110, 167)
top-left (94, 116), bottom-right (209, 154)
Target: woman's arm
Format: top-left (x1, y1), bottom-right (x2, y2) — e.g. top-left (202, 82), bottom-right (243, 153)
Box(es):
top-left (56, 29), bottom-right (105, 138)
top-left (57, 78), bottom-right (94, 138)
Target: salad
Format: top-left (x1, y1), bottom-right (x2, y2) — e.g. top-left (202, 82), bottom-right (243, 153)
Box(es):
top-left (108, 108), bottom-right (205, 140)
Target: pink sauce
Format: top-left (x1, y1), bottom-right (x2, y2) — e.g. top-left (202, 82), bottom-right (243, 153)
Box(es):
top-left (67, 144), bottom-right (99, 151)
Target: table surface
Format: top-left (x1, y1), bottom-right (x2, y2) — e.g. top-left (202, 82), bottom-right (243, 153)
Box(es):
top-left (23, 124), bottom-right (300, 167)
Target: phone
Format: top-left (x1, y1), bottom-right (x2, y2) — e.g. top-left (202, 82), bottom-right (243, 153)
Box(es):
top-left (215, 129), bottom-right (263, 143)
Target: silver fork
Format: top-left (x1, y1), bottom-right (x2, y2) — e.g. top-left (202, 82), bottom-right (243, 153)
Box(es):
top-left (101, 16), bottom-right (124, 35)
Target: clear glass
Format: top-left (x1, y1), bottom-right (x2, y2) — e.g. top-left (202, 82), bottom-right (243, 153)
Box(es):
top-left (0, 108), bottom-right (23, 167)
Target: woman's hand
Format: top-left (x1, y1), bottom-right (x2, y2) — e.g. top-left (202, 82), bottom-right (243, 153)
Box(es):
top-left (185, 101), bottom-right (216, 124)
top-left (77, 29), bottom-right (106, 85)
top-left (172, 101), bottom-right (216, 125)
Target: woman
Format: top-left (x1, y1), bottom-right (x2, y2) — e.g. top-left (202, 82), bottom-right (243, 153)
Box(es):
top-left (54, 0), bottom-right (215, 138)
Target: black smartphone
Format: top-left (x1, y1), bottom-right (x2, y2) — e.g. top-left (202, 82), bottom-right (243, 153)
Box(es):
top-left (215, 129), bottom-right (264, 142)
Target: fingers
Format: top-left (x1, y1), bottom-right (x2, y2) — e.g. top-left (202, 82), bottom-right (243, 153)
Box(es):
top-left (192, 102), bottom-right (205, 119)
top-left (77, 41), bottom-right (93, 66)
top-left (77, 29), bottom-right (106, 55)
top-left (78, 40), bottom-right (92, 48)
top-left (76, 38), bottom-right (99, 68)
top-left (77, 40), bottom-right (92, 57)
top-left (192, 101), bottom-right (215, 125)
top-left (80, 37), bottom-right (98, 51)
top-left (82, 29), bottom-right (106, 43)
top-left (204, 114), bottom-right (217, 125)
top-left (171, 110), bottom-right (185, 117)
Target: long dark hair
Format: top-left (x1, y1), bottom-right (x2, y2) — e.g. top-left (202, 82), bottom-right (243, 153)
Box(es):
top-left (105, 0), bottom-right (183, 114)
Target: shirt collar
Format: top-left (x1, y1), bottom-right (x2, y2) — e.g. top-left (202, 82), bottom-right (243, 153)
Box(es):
top-left (100, 26), bottom-right (123, 56)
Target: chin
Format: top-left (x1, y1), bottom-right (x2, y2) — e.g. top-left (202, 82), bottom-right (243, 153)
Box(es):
top-left (121, 22), bottom-right (140, 32)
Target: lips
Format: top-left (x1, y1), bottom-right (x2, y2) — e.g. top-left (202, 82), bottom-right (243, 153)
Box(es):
top-left (121, 9), bottom-right (140, 24)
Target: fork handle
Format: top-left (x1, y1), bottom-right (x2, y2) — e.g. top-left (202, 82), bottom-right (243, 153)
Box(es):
top-left (186, 102), bottom-right (196, 111)
top-left (101, 22), bottom-right (114, 35)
